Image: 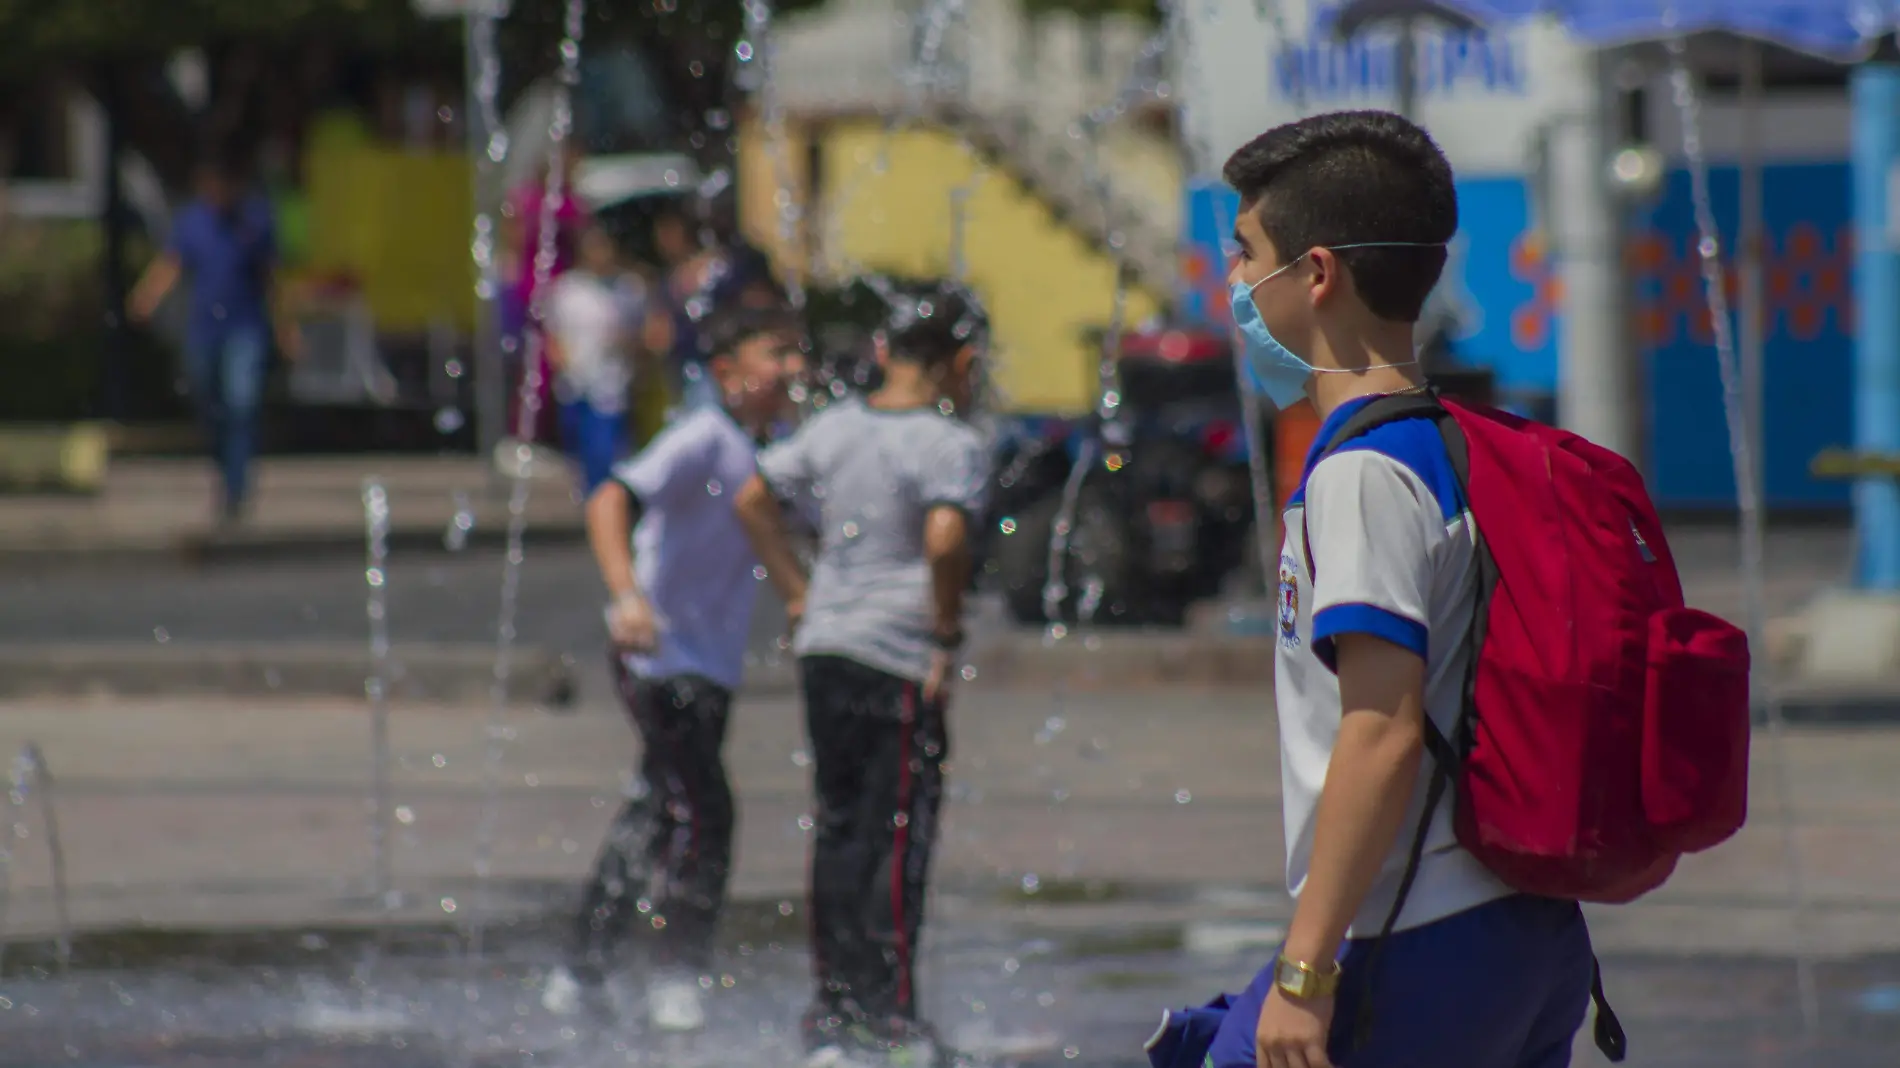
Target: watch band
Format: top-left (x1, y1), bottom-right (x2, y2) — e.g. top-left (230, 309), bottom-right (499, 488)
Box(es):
top-left (1273, 955), bottom-right (1342, 1001)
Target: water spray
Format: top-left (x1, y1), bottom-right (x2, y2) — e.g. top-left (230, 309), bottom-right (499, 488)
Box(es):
top-left (468, 0), bottom-right (587, 984)
top-left (1661, 29), bottom-right (1818, 1035)
top-left (362, 478), bottom-right (395, 909)
top-left (0, 744), bottom-right (72, 980)
top-left (466, 0), bottom-right (513, 458)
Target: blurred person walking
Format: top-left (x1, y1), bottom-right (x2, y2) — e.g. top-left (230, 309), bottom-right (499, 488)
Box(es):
top-left (544, 305), bottom-right (805, 1033)
top-left (130, 151), bottom-right (299, 527)
top-left (735, 284), bottom-right (990, 1068)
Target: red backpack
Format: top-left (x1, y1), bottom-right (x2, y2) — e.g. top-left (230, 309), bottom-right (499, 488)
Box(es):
top-left (1310, 392), bottom-right (1753, 1060)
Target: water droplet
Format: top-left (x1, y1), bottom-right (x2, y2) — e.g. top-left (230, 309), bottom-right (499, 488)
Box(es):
top-left (1021, 873), bottom-right (1041, 894)
top-left (842, 521), bottom-right (860, 538)
top-left (706, 479), bottom-right (724, 496)
top-left (1003, 957), bottom-right (1021, 974)
top-left (1064, 1046), bottom-right (1081, 1059)
top-left (999, 517), bottom-right (1018, 535)
top-left (791, 748), bottom-right (813, 767)
top-left (960, 665), bottom-right (977, 682)
top-left (395, 806), bottom-right (415, 825)
top-left (1038, 991), bottom-right (1056, 1007)
top-left (753, 565), bottom-right (769, 581)
top-left (153, 626), bottom-right (170, 644)
top-left (432, 754), bottom-right (448, 768)
top-left (778, 900), bottom-right (795, 916)
top-left (434, 407), bottom-right (466, 434)
top-left (797, 814), bottom-right (815, 831)
top-left (893, 812), bottom-right (910, 828)
top-left (440, 897), bottom-right (458, 913)
top-left (1175, 789), bottom-right (1193, 804)
top-left (366, 567), bottom-right (386, 589)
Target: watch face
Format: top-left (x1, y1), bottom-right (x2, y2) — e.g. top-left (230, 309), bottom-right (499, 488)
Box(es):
top-left (1275, 959), bottom-right (1305, 993)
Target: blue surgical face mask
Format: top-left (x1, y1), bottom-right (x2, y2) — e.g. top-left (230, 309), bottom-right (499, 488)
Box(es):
top-left (1228, 242), bottom-right (1446, 409)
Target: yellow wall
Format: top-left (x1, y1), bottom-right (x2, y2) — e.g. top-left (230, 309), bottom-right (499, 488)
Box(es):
top-left (305, 137), bottom-right (475, 333)
top-left (742, 118), bottom-right (1166, 415)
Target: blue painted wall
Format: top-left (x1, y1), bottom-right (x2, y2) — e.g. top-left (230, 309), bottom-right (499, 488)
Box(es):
top-left (1635, 163), bottom-right (1852, 509)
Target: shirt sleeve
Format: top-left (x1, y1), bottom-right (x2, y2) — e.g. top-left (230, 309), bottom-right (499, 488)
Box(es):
top-left (756, 416), bottom-right (820, 503)
top-left (612, 412), bottom-right (717, 509)
top-left (918, 427), bottom-right (989, 516)
top-left (1304, 449), bottom-right (1445, 671)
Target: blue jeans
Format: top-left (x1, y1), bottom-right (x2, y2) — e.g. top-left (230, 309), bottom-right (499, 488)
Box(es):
top-left (1207, 895), bottom-right (1594, 1068)
top-left (185, 325), bottom-right (269, 512)
top-left (559, 399), bottom-right (629, 496)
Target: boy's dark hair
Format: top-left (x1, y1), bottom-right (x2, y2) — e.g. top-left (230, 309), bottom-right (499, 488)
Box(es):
top-left (702, 303), bottom-right (800, 362)
top-left (880, 282), bottom-right (988, 366)
top-left (1222, 110), bottom-right (1456, 323)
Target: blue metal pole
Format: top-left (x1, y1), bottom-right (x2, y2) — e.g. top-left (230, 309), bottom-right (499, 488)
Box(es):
top-left (1852, 61), bottom-right (1900, 590)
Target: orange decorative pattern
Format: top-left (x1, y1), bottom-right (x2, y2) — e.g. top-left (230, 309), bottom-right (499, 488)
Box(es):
top-left (1508, 232), bottom-right (1561, 352)
top-left (1626, 225), bottom-right (1852, 347)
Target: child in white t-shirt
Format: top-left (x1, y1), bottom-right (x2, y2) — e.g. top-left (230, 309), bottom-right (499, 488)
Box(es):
top-left (547, 226), bottom-right (638, 495)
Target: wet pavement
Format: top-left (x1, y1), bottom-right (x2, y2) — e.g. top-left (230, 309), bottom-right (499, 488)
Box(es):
top-left (3, 904), bottom-right (1899, 1068)
top-left (3, 686), bottom-right (1899, 1067)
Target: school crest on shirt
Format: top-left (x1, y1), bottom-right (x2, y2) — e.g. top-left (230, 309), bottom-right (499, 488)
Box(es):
top-left (1277, 554), bottom-right (1301, 650)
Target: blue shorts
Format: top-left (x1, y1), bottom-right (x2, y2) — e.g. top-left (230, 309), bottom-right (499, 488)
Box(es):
top-left (1207, 894), bottom-right (1594, 1068)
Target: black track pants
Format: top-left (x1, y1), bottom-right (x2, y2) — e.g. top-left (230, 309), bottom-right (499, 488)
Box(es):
top-left (798, 654), bottom-right (949, 1037)
top-left (570, 656), bottom-right (735, 979)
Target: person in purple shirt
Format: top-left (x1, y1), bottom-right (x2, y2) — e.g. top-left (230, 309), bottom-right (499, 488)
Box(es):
top-left (131, 155), bottom-right (296, 526)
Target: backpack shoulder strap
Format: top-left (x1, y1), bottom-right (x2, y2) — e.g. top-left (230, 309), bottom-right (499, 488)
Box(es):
top-left (1301, 391), bottom-right (1463, 580)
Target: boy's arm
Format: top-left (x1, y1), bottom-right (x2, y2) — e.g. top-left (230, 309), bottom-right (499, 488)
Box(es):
top-left (735, 474), bottom-right (809, 614)
top-left (1278, 634), bottom-right (1426, 967)
top-left (585, 479), bottom-right (641, 600)
top-left (920, 431), bottom-right (989, 643)
top-left (1280, 450), bottom-right (1441, 969)
top-left (923, 505), bottom-right (971, 641)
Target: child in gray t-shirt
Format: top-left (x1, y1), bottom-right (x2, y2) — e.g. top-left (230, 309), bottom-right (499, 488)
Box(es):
top-left (737, 284), bottom-right (989, 1068)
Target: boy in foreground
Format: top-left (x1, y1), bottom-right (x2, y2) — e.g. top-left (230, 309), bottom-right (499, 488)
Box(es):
top-left (543, 305), bottom-right (805, 1032)
top-left (1209, 110), bottom-right (1594, 1068)
top-left (735, 285), bottom-right (991, 1068)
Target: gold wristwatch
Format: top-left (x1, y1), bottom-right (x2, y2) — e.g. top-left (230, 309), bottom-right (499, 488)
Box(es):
top-left (1273, 955), bottom-right (1342, 1001)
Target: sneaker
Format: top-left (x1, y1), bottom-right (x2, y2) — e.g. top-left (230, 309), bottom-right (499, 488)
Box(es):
top-left (647, 977), bottom-right (707, 1032)
top-left (882, 1020), bottom-right (946, 1068)
top-left (541, 966), bottom-right (586, 1017)
top-left (803, 1047), bottom-right (882, 1068)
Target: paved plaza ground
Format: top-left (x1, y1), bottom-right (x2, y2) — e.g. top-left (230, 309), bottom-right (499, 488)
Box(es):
top-left (1, 687), bottom-right (1897, 1066)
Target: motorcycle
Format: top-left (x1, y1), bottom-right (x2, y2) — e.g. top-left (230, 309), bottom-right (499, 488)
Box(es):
top-left (981, 329), bottom-right (1256, 627)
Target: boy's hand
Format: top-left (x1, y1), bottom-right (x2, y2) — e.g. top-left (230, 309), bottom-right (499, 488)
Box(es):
top-left (1255, 987), bottom-right (1335, 1068)
top-left (607, 592), bottom-right (660, 652)
top-left (923, 649), bottom-right (956, 705)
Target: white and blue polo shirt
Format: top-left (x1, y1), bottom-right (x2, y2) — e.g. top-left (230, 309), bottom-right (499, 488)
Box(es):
top-left (1276, 395), bottom-right (1514, 936)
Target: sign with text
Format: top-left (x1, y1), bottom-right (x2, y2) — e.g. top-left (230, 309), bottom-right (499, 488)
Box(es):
top-left (1182, 0), bottom-right (1591, 177)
